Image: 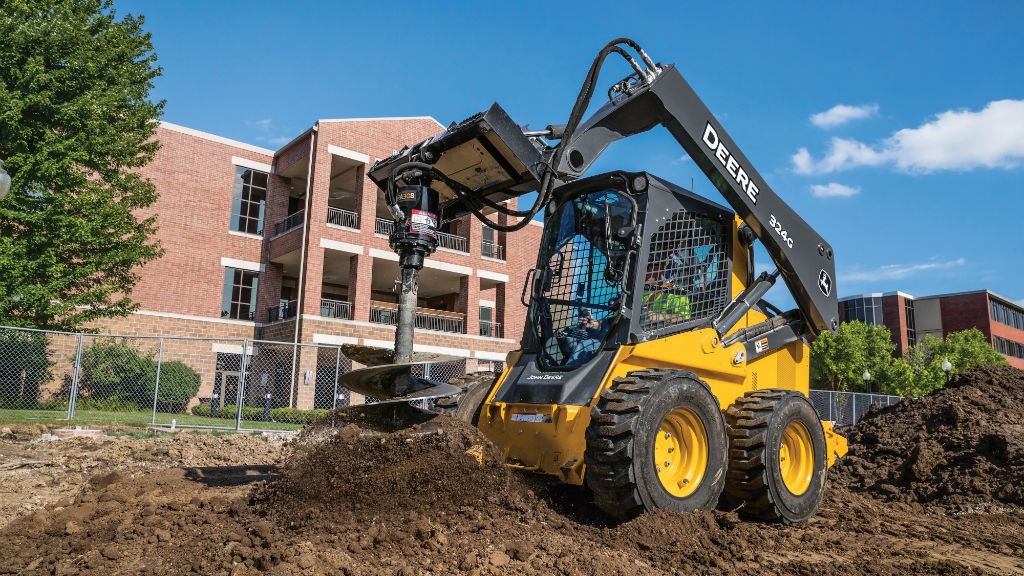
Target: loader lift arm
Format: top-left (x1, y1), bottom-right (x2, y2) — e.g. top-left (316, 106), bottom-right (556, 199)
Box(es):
top-left (549, 58), bottom-right (838, 336)
top-left (369, 38), bottom-right (838, 339)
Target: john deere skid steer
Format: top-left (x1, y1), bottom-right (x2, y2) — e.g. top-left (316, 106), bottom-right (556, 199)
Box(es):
top-left (346, 38), bottom-right (848, 523)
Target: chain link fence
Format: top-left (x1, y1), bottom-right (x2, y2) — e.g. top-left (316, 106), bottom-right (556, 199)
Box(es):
top-left (0, 326), bottom-right (475, 431)
top-left (808, 389), bottom-right (903, 427)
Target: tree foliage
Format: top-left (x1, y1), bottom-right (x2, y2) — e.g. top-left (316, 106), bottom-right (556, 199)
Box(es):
top-left (77, 338), bottom-right (200, 412)
top-left (810, 321), bottom-right (896, 392)
top-left (888, 328), bottom-right (1008, 397)
top-left (811, 322), bottom-right (1008, 397)
top-left (0, 0), bottom-right (164, 330)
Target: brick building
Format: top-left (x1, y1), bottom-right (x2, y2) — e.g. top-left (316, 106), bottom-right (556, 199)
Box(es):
top-left (95, 118), bottom-right (543, 408)
top-left (838, 290), bottom-right (1024, 369)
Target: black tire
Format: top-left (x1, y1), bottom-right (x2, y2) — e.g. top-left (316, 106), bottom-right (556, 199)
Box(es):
top-left (723, 390), bottom-right (828, 524)
top-left (434, 373), bottom-right (496, 426)
top-left (584, 368), bottom-right (729, 521)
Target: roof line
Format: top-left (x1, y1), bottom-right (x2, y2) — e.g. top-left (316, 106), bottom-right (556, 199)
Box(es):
top-left (318, 116), bottom-right (444, 128)
top-left (159, 121), bottom-right (275, 156)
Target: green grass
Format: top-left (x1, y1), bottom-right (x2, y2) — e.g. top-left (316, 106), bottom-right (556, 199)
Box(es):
top-left (0, 408), bottom-right (303, 431)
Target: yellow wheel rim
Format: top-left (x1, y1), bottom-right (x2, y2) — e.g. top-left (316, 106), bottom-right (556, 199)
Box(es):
top-left (654, 408), bottom-right (708, 498)
top-left (779, 420), bottom-right (814, 495)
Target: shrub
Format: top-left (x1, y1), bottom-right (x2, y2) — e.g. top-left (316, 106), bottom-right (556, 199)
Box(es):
top-left (146, 361), bottom-right (200, 413)
top-left (77, 338), bottom-right (153, 407)
top-left (0, 329), bottom-right (53, 408)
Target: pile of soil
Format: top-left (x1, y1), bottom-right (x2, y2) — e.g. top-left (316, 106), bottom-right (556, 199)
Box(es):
top-left (833, 365), bottom-right (1024, 507)
top-left (3, 377), bottom-right (1024, 575)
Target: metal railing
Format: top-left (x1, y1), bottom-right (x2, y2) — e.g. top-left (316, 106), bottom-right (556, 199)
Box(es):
top-left (274, 210), bottom-right (305, 236)
top-left (374, 218), bottom-right (468, 252)
top-left (320, 298), bottom-right (353, 320)
top-left (479, 320), bottom-right (503, 339)
top-left (808, 390), bottom-right (903, 427)
top-left (326, 207), bottom-right (359, 229)
top-left (481, 240), bottom-right (505, 260)
top-left (0, 325), bottom-right (473, 431)
top-left (368, 302), bottom-right (465, 334)
top-left (267, 301), bottom-right (298, 322)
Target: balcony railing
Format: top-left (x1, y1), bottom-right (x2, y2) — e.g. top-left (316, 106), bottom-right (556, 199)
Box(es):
top-left (267, 300), bottom-right (298, 322)
top-left (481, 240), bottom-right (505, 260)
top-left (327, 207), bottom-right (359, 229)
top-left (374, 218), bottom-right (468, 253)
top-left (320, 298), bottom-right (353, 320)
top-left (274, 210), bottom-right (305, 236)
top-left (479, 320), bottom-right (503, 339)
top-left (368, 301), bottom-right (465, 334)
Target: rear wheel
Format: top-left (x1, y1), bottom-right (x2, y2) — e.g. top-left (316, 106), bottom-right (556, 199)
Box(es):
top-left (584, 369), bottom-right (728, 521)
top-left (723, 390), bottom-right (827, 524)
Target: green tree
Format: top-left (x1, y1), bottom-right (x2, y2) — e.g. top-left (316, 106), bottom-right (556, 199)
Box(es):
top-left (810, 321), bottom-right (897, 392)
top-left (890, 328), bottom-right (1007, 397)
top-left (0, 0), bottom-right (164, 330)
top-left (0, 328), bottom-right (53, 408)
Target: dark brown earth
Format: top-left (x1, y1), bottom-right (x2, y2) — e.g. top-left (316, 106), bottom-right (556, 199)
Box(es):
top-left (2, 366), bottom-right (1024, 575)
top-left (834, 365), bottom-right (1024, 507)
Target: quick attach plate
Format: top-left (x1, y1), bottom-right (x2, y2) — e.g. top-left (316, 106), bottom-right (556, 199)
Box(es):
top-left (367, 103), bottom-right (546, 219)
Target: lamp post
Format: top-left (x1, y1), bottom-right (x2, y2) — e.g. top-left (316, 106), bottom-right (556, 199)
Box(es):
top-left (0, 159), bottom-right (11, 200)
top-left (941, 358), bottom-right (952, 384)
top-left (862, 369), bottom-right (872, 394)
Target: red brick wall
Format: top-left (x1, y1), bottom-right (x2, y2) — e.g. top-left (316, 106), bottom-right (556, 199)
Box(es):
top-left (939, 292), bottom-right (992, 340)
top-left (133, 125), bottom-right (272, 319)
top-left (881, 294), bottom-right (909, 356)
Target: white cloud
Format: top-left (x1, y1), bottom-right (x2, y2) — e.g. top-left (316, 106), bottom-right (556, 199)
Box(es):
top-left (247, 118), bottom-right (292, 148)
top-left (247, 118), bottom-right (273, 130)
top-left (792, 99), bottom-right (1024, 174)
top-left (840, 258), bottom-right (966, 283)
top-left (810, 182), bottom-right (861, 198)
top-left (810, 104), bottom-right (879, 129)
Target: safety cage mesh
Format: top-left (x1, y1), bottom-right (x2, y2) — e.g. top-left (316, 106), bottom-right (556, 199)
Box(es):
top-left (639, 210), bottom-right (730, 333)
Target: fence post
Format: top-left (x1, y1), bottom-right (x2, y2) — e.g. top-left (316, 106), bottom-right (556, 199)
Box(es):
top-left (67, 334), bottom-right (84, 420)
top-left (332, 347), bottom-right (341, 410)
top-left (852, 394), bottom-right (858, 425)
top-left (236, 339), bottom-right (249, 431)
top-left (423, 362), bottom-right (431, 380)
top-left (828, 392), bottom-right (833, 423)
top-left (151, 337), bottom-right (164, 425)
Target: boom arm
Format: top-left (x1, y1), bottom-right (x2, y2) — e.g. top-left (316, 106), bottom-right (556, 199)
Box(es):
top-left (552, 63), bottom-right (838, 335)
top-left (368, 41), bottom-right (839, 336)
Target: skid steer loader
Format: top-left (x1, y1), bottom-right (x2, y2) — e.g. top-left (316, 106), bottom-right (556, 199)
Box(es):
top-left (341, 38), bottom-right (848, 523)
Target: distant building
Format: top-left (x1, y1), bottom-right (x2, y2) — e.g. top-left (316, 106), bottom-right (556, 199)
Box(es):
top-left (90, 119), bottom-right (543, 409)
top-left (838, 290), bottom-right (1024, 369)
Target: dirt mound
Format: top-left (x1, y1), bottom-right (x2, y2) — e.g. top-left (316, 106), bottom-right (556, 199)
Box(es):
top-left (4, 407), bottom-right (1024, 574)
top-left (833, 365), bottom-right (1024, 507)
top-left (252, 416), bottom-right (530, 524)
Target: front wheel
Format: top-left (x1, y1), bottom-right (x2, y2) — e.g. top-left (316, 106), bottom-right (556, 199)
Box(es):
top-left (584, 369), bottom-right (728, 521)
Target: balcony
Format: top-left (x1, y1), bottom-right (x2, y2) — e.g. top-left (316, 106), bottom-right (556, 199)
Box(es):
top-left (274, 210), bottom-right (304, 236)
top-left (320, 298), bottom-right (353, 320)
top-left (327, 207), bottom-right (359, 229)
top-left (479, 320), bottom-right (503, 339)
top-left (374, 218), bottom-right (468, 253)
top-left (368, 300), bottom-right (465, 334)
top-left (481, 240), bottom-right (505, 261)
top-left (267, 300), bottom-right (297, 323)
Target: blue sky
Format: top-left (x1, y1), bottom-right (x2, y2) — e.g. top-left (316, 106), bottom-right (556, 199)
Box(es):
top-left (122, 1), bottom-right (1024, 308)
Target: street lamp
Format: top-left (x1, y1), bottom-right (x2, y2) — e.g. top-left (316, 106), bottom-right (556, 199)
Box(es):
top-left (862, 369), bottom-right (871, 394)
top-left (0, 159), bottom-right (11, 200)
top-left (941, 358), bottom-right (952, 384)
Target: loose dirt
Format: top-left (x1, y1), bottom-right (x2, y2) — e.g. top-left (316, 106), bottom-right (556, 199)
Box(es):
top-left (2, 366), bottom-right (1023, 575)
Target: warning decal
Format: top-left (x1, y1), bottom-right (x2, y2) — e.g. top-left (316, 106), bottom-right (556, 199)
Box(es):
top-left (410, 209), bottom-right (437, 237)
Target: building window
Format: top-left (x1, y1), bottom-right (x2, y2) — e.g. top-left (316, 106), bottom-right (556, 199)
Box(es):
top-left (230, 167), bottom-right (268, 234)
top-left (840, 296), bottom-right (884, 326)
top-left (222, 267), bottom-right (259, 320)
top-left (993, 336), bottom-right (1024, 360)
top-left (990, 299), bottom-right (1024, 331)
top-left (905, 298), bottom-right (917, 347)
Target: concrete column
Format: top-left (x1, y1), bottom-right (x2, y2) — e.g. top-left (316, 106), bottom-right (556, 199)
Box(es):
top-left (348, 253), bottom-right (374, 322)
